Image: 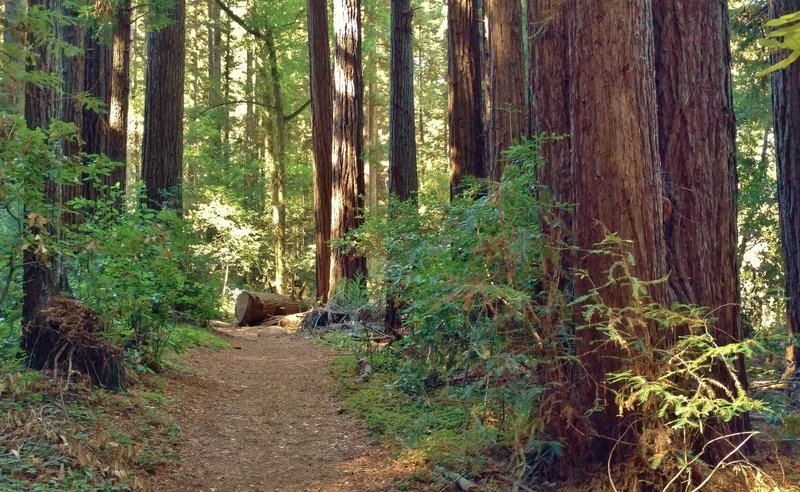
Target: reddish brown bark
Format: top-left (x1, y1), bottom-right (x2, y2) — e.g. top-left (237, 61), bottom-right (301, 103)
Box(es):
top-left (653, 0), bottom-right (750, 456)
top-left (385, 0), bottom-right (418, 334)
top-left (141, 0), bottom-right (185, 211)
top-left (307, 0), bottom-right (333, 302)
top-left (82, 28), bottom-right (112, 200)
top-left (329, 0), bottom-right (367, 297)
top-left (771, 0), bottom-right (800, 384)
top-left (485, 0), bottom-right (526, 180)
top-left (448, 0), bottom-right (485, 198)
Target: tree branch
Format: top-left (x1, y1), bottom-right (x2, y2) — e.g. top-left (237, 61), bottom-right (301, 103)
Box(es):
top-left (212, 0), bottom-right (269, 41)
top-left (192, 99), bottom-right (274, 120)
top-left (283, 99), bottom-right (311, 122)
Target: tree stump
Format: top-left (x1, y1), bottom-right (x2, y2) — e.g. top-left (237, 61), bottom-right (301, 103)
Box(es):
top-left (21, 296), bottom-right (126, 391)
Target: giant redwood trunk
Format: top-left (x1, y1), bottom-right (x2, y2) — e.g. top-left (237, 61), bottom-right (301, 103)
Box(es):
top-left (653, 0), bottom-right (750, 455)
top-left (141, 0), bottom-right (185, 211)
top-left (329, 0), bottom-right (367, 297)
top-left (308, 0), bottom-right (333, 303)
top-left (385, 0), bottom-right (418, 334)
top-left (485, 0), bottom-right (526, 181)
top-left (771, 0), bottom-right (800, 384)
top-left (265, 30), bottom-right (287, 294)
top-left (534, 0), bottom-right (675, 466)
top-left (448, 0), bottom-right (485, 198)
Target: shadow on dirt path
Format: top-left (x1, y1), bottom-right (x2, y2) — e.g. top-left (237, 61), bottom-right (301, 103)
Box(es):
top-left (153, 329), bottom-right (412, 492)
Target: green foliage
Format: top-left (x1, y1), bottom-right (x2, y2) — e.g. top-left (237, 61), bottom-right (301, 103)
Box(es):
top-left (68, 186), bottom-right (220, 369)
top-left (346, 138), bottom-right (767, 485)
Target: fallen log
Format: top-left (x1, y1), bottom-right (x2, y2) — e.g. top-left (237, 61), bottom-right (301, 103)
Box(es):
top-left (235, 291), bottom-right (312, 326)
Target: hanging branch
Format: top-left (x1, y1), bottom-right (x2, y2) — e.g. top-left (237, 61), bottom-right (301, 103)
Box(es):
top-left (192, 99), bottom-right (311, 122)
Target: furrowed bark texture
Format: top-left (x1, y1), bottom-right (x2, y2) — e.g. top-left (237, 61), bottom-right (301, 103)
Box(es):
top-left (385, 0), bottom-right (418, 334)
top-left (485, 0), bottom-right (526, 180)
top-left (141, 0), bottom-right (185, 211)
top-left (568, 0), bottom-right (668, 455)
top-left (771, 0), bottom-right (800, 384)
top-left (653, 0), bottom-right (750, 457)
top-left (329, 0), bottom-right (367, 297)
top-left (82, 27), bottom-right (113, 200)
top-left (448, 0), bottom-right (485, 198)
top-left (23, 0), bottom-right (64, 325)
top-left (308, 0), bottom-right (333, 302)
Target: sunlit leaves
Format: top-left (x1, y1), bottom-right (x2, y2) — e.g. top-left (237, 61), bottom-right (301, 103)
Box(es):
top-left (758, 10), bottom-right (800, 76)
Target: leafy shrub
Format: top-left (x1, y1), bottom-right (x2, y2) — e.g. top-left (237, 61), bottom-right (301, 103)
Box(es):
top-left (352, 136), bottom-right (765, 486)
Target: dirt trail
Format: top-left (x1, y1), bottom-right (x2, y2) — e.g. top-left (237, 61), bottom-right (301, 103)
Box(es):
top-left (154, 329), bottom-right (409, 492)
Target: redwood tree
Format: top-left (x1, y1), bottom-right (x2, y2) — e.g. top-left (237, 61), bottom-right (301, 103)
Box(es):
top-left (485, 0), bottom-right (526, 181)
top-left (108, 0), bottom-right (131, 189)
top-left (448, 0), bottom-right (485, 198)
top-left (328, 0), bottom-right (367, 297)
top-left (771, 0), bottom-right (800, 383)
top-left (141, 0), bottom-right (186, 211)
top-left (385, 0), bottom-right (418, 333)
top-left (308, 0), bottom-right (333, 302)
top-left (22, 0), bottom-right (65, 324)
top-left (653, 0), bottom-right (750, 453)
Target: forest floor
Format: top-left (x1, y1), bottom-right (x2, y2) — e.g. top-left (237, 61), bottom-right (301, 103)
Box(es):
top-left (152, 326), bottom-right (426, 492)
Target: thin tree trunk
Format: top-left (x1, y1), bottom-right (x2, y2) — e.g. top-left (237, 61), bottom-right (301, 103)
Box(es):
top-left (485, 0), bottom-right (526, 180)
top-left (771, 0), bottom-right (800, 386)
top-left (308, 0), bottom-right (333, 302)
top-left (108, 0), bottom-right (131, 194)
top-left (448, 0), bottom-right (485, 198)
top-left (141, 0), bottom-right (185, 211)
top-left (385, 0), bottom-right (418, 334)
top-left (265, 30), bottom-right (287, 294)
top-left (329, 0), bottom-right (367, 296)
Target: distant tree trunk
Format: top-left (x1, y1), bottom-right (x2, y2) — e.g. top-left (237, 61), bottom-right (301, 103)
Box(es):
top-left (329, 0), bottom-right (367, 296)
top-left (485, 0), bottom-right (526, 180)
top-left (265, 30), bottom-right (287, 294)
top-left (567, 0), bottom-right (668, 459)
top-left (59, 7), bottom-right (85, 219)
top-left (385, 0), bottom-right (418, 334)
top-left (653, 0), bottom-right (750, 458)
top-left (208, 0), bottom-right (222, 108)
top-left (448, 0), bottom-right (485, 198)
top-left (141, 0), bottom-right (185, 211)
top-left (23, 0), bottom-right (65, 325)
top-left (307, 0), bottom-right (333, 302)
top-left (771, 0), bottom-right (800, 385)
top-left (82, 27), bottom-right (112, 201)
top-left (108, 0), bottom-right (131, 192)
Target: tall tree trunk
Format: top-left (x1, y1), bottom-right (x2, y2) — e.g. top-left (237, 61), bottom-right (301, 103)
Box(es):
top-left (568, 0), bottom-right (668, 459)
top-left (265, 30), bottom-right (287, 294)
top-left (59, 6), bottom-right (85, 219)
top-left (653, 0), bottom-right (750, 458)
top-left (307, 0), bottom-right (333, 302)
top-left (385, 0), bottom-right (418, 334)
top-left (23, 0), bottom-right (65, 325)
top-left (82, 26), bottom-right (112, 200)
top-left (208, 0), bottom-right (222, 108)
top-left (485, 0), bottom-right (526, 181)
top-left (771, 0), bottom-right (800, 386)
top-left (108, 0), bottom-right (131, 193)
top-left (447, 0), bottom-right (485, 198)
top-left (141, 0), bottom-right (185, 211)
top-left (329, 0), bottom-right (367, 296)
